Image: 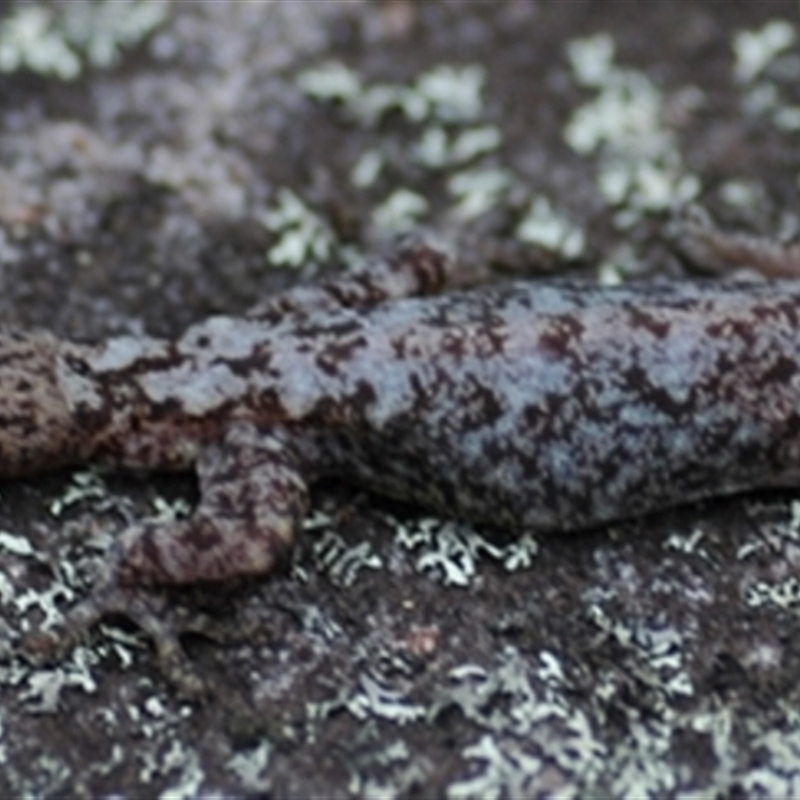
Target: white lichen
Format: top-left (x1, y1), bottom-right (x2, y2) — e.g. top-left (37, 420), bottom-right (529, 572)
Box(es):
top-left (447, 167), bottom-right (511, 221)
top-left (351, 149), bottom-right (385, 188)
top-left (371, 189), bottom-right (429, 233)
top-left (0, 6), bottom-right (80, 79)
top-left (262, 188), bottom-right (336, 269)
top-left (414, 125), bottom-right (501, 170)
top-left (564, 34), bottom-right (700, 225)
top-left (296, 60), bottom-right (363, 102)
top-left (393, 516), bottom-right (538, 587)
top-left (0, 1), bottom-right (168, 80)
top-left (732, 21), bottom-right (800, 137)
top-left (312, 530), bottom-right (383, 587)
top-left (515, 195), bottom-right (586, 259)
top-left (733, 20), bottom-right (796, 83)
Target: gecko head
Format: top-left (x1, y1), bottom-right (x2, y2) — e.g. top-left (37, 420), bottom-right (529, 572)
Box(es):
top-left (0, 330), bottom-right (91, 478)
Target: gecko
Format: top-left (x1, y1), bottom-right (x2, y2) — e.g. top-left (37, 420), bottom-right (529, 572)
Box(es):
top-left (4, 225), bottom-right (800, 695)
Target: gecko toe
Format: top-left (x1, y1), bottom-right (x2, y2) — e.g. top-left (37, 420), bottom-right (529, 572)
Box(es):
top-left (19, 580), bottom-right (210, 700)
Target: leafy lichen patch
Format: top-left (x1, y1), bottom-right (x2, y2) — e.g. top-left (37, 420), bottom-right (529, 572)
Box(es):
top-left (371, 189), bottom-right (430, 233)
top-left (0, 1), bottom-right (168, 80)
top-left (261, 188), bottom-right (338, 270)
top-left (516, 195), bottom-right (586, 259)
top-left (226, 740), bottom-right (273, 794)
top-left (296, 56), bottom-right (586, 255)
top-left (733, 19), bottom-right (800, 138)
top-left (733, 20), bottom-right (796, 84)
top-left (19, 648), bottom-right (99, 714)
top-left (311, 530), bottom-right (383, 588)
top-left (564, 33), bottom-right (700, 226)
top-left (392, 516), bottom-right (538, 586)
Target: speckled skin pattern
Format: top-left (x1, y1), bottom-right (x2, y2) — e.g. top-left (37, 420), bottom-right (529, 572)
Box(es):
top-left (6, 235), bottom-right (800, 691)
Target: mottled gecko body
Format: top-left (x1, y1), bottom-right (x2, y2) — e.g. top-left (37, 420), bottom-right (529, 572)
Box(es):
top-left (4, 237), bottom-right (800, 691)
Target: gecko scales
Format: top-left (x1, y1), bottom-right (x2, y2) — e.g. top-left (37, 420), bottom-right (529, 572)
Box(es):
top-left (4, 234), bottom-right (800, 693)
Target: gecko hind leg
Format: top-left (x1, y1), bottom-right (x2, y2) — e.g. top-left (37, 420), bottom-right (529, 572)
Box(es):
top-left (21, 423), bottom-right (310, 697)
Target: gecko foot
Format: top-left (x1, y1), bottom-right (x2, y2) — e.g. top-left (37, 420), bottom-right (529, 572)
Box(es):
top-left (19, 577), bottom-right (209, 700)
top-left (668, 205), bottom-right (800, 278)
top-left (19, 422), bottom-right (308, 699)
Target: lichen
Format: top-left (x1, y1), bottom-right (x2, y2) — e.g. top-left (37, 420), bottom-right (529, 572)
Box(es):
top-left (733, 20), bottom-right (795, 84)
top-left (564, 33), bottom-right (700, 226)
top-left (297, 58), bottom-right (584, 252)
top-left (392, 516), bottom-right (538, 587)
top-left (732, 19), bottom-right (800, 137)
top-left (261, 188), bottom-right (337, 269)
top-left (516, 195), bottom-right (586, 259)
top-left (0, 1), bottom-right (168, 80)
top-left (371, 189), bottom-right (430, 233)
